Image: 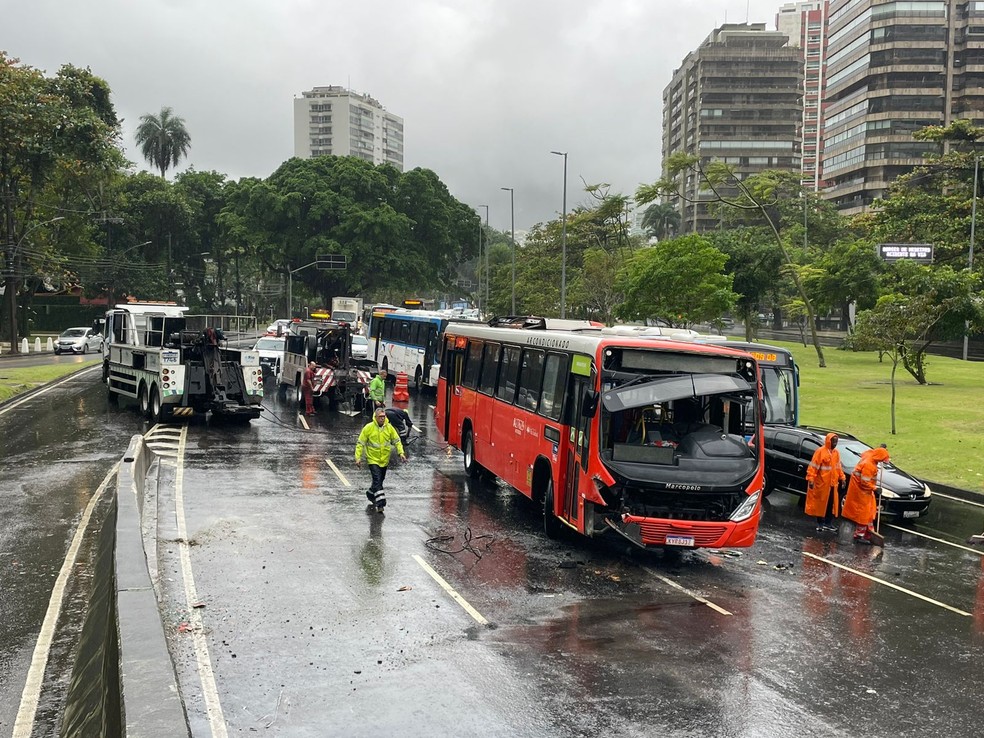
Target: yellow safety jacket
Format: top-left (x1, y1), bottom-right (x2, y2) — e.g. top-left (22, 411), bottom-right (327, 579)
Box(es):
top-left (355, 419), bottom-right (404, 467)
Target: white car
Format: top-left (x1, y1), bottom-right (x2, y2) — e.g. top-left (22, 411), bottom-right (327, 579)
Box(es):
top-left (351, 334), bottom-right (369, 359)
top-left (54, 327), bottom-right (103, 355)
top-left (253, 336), bottom-right (286, 380)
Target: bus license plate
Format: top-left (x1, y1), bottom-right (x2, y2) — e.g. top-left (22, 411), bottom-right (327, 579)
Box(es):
top-left (665, 535), bottom-right (695, 547)
top-left (903, 510), bottom-right (920, 518)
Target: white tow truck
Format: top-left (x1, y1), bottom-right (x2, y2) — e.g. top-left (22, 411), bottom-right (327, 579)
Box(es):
top-left (102, 302), bottom-right (263, 422)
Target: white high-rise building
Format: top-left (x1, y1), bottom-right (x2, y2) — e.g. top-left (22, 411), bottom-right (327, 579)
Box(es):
top-left (293, 86), bottom-right (404, 170)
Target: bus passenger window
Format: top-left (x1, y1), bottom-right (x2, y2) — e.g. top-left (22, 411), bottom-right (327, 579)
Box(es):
top-left (496, 346), bottom-right (521, 403)
top-left (399, 321), bottom-right (411, 344)
top-left (463, 341), bottom-right (483, 388)
top-left (517, 349), bottom-right (544, 412)
top-left (478, 343), bottom-right (500, 395)
top-left (539, 353), bottom-right (567, 420)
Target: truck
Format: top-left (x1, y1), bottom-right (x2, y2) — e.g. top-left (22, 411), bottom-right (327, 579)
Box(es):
top-left (103, 303), bottom-right (264, 422)
top-left (279, 318), bottom-right (376, 411)
top-left (330, 296), bottom-right (363, 327)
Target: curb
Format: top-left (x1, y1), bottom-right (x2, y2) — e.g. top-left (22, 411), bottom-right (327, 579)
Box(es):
top-left (923, 479), bottom-right (984, 502)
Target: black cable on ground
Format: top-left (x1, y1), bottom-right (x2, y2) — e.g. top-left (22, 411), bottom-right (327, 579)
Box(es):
top-left (425, 526), bottom-right (495, 560)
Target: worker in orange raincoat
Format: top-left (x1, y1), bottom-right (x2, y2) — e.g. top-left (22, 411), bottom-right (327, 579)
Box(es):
top-left (805, 432), bottom-right (845, 532)
top-left (841, 446), bottom-right (890, 544)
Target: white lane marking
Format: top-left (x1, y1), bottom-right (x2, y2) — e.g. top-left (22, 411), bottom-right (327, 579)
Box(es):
top-left (298, 414), bottom-right (310, 430)
top-left (802, 551), bottom-right (971, 617)
top-left (324, 458), bottom-right (351, 487)
top-left (646, 570), bottom-right (733, 616)
top-left (412, 554), bottom-right (489, 626)
top-left (886, 524), bottom-right (984, 556)
top-left (0, 365), bottom-right (99, 417)
top-left (932, 491), bottom-right (984, 509)
top-left (174, 426), bottom-right (229, 737)
top-left (13, 462), bottom-right (120, 738)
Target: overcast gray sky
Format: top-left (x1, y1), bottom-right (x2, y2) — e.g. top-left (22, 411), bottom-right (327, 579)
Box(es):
top-left (9, 0), bottom-right (783, 233)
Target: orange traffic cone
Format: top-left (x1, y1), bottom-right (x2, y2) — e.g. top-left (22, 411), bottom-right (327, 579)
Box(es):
top-left (392, 371), bottom-right (410, 402)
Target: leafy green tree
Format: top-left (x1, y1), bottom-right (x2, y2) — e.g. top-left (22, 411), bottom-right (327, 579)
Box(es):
top-left (638, 157), bottom-right (827, 365)
top-left (221, 156), bottom-right (477, 315)
top-left (0, 53), bottom-right (121, 347)
top-left (616, 234), bottom-right (736, 327)
top-left (807, 238), bottom-right (883, 330)
top-left (640, 202), bottom-right (680, 240)
top-left (708, 228), bottom-right (783, 339)
top-left (135, 106), bottom-right (191, 179)
top-left (879, 260), bottom-right (983, 383)
top-left (850, 294), bottom-right (946, 434)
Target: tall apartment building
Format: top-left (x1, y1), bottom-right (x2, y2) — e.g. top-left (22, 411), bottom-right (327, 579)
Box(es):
top-left (293, 86), bottom-right (404, 171)
top-left (662, 24), bottom-right (804, 233)
top-left (778, 1), bottom-right (831, 191)
top-left (823, 0), bottom-right (984, 213)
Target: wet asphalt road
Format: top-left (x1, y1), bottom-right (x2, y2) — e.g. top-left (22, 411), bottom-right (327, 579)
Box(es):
top-left (3, 371), bottom-right (984, 737)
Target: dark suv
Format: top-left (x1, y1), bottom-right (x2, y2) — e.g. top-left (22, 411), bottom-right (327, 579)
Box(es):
top-left (763, 425), bottom-right (932, 519)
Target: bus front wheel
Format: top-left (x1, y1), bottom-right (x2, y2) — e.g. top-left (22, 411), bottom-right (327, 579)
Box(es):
top-left (462, 428), bottom-right (481, 478)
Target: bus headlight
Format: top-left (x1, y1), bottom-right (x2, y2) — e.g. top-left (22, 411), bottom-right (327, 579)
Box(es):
top-left (730, 491), bottom-right (760, 522)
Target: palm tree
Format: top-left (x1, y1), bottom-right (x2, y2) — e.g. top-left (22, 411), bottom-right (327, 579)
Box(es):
top-left (641, 202), bottom-right (681, 241)
top-left (135, 106), bottom-right (191, 178)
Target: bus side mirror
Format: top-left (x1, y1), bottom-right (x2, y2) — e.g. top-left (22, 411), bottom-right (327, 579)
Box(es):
top-left (582, 391), bottom-right (599, 418)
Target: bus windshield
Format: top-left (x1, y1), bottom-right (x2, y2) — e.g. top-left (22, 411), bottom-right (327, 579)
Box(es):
top-left (599, 348), bottom-right (759, 486)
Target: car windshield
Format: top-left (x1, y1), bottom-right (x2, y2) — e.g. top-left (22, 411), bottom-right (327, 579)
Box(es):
top-left (352, 336), bottom-right (368, 346)
top-left (61, 329), bottom-right (87, 338)
top-left (254, 338), bottom-right (285, 351)
top-left (836, 439), bottom-right (870, 468)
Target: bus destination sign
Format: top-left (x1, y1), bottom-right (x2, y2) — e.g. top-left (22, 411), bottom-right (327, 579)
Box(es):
top-left (877, 243), bottom-right (933, 263)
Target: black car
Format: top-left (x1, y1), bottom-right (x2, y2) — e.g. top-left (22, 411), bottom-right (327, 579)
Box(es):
top-left (763, 425), bottom-right (932, 519)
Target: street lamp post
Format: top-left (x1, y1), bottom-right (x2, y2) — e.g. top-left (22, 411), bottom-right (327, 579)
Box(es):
top-left (551, 151), bottom-right (568, 318)
top-left (501, 187), bottom-right (515, 314)
top-left (4, 216), bottom-right (65, 353)
top-left (964, 156), bottom-right (979, 362)
top-left (287, 260), bottom-right (322, 319)
top-left (477, 205), bottom-right (488, 314)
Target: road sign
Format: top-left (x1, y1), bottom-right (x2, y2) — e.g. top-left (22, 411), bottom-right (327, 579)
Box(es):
top-left (316, 254), bottom-right (347, 270)
top-left (878, 243), bottom-right (934, 263)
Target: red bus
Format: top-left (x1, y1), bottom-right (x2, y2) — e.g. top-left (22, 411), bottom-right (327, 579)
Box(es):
top-left (435, 323), bottom-right (765, 549)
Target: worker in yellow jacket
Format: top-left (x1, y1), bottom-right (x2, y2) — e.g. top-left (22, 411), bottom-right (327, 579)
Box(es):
top-left (355, 406), bottom-right (406, 512)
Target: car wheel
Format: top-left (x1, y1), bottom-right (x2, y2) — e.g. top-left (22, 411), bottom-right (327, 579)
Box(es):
top-left (462, 428), bottom-right (481, 478)
top-left (543, 477), bottom-right (563, 539)
top-left (762, 473), bottom-right (773, 498)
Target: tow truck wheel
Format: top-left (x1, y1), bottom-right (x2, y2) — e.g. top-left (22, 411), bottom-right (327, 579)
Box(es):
top-left (150, 386), bottom-right (171, 423)
top-left (543, 478), bottom-right (563, 539)
top-left (294, 377), bottom-right (303, 406)
top-left (138, 384), bottom-right (150, 417)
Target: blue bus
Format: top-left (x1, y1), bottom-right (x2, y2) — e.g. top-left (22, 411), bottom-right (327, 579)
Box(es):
top-left (367, 309), bottom-right (448, 391)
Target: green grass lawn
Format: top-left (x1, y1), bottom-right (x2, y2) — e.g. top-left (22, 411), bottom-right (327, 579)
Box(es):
top-left (744, 340), bottom-right (984, 493)
top-left (0, 360), bottom-right (100, 404)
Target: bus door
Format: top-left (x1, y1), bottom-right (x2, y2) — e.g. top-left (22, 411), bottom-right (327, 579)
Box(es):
top-left (424, 324), bottom-right (439, 383)
top-left (441, 336), bottom-right (467, 444)
top-left (563, 364), bottom-right (593, 523)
